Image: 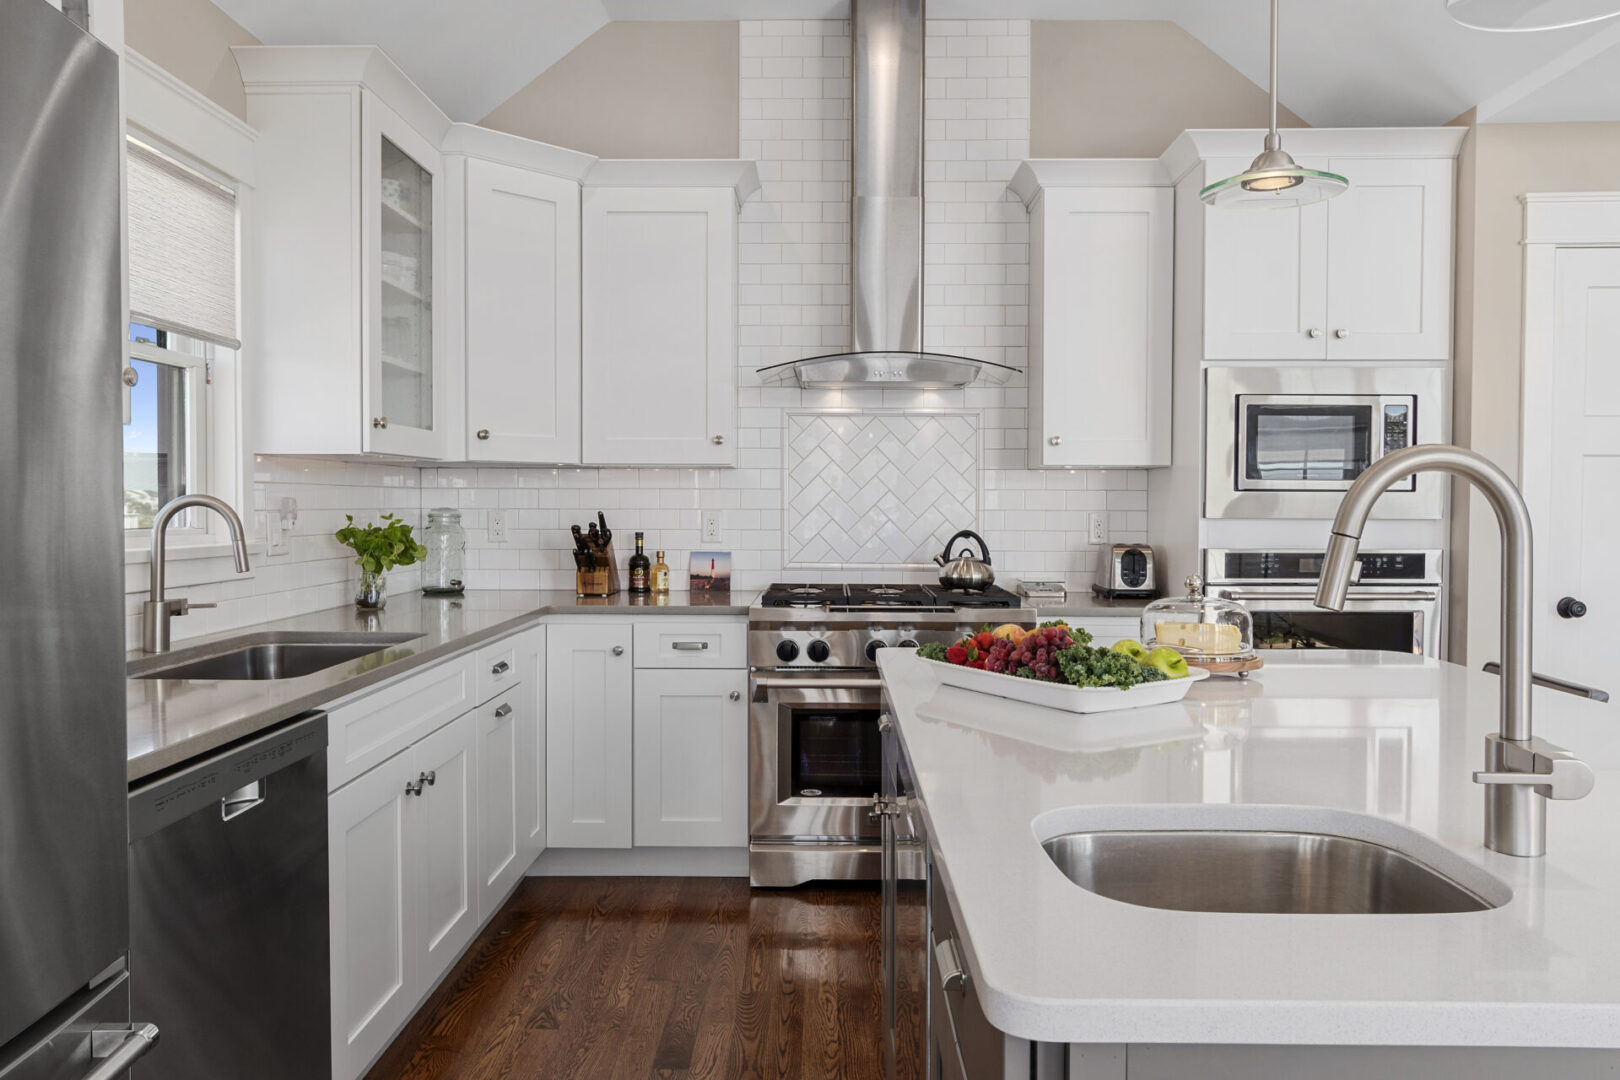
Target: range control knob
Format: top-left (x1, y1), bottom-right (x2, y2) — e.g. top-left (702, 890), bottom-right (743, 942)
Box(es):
top-left (806, 639), bottom-right (832, 663)
top-left (898, 639), bottom-right (920, 650)
top-left (865, 640), bottom-right (887, 662)
top-left (775, 640), bottom-right (801, 663)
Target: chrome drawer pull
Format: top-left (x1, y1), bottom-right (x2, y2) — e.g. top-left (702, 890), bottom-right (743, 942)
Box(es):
top-left (220, 780), bottom-right (265, 822)
top-left (494, 703), bottom-right (513, 718)
top-left (934, 938), bottom-right (969, 992)
top-left (491, 660), bottom-right (511, 675)
top-left (83, 1023), bottom-right (160, 1080)
top-left (672, 641), bottom-right (709, 651)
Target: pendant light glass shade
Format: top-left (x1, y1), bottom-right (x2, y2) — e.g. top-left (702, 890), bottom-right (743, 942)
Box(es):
top-left (1445, 0), bottom-right (1620, 30)
top-left (1200, 0), bottom-right (1348, 209)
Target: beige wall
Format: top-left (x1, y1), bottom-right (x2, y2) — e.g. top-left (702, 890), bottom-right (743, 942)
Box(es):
top-left (481, 21), bottom-right (739, 159)
top-left (1030, 21), bottom-right (1306, 158)
top-left (1448, 118), bottom-right (1620, 664)
top-left (125, 0), bottom-right (259, 120)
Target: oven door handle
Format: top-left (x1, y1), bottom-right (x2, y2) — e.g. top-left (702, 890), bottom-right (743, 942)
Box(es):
top-left (1214, 589), bottom-right (1439, 602)
top-left (752, 676), bottom-right (885, 692)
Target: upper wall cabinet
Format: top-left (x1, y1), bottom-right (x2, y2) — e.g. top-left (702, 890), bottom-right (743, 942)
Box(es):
top-left (1173, 129), bottom-right (1464, 363)
top-left (1013, 162), bottom-right (1174, 468)
top-left (443, 125), bottom-right (595, 463)
top-left (580, 162), bottom-right (758, 467)
top-left (236, 46), bottom-right (453, 458)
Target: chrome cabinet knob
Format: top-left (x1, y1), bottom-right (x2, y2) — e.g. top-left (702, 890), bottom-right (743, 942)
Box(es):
top-left (612, 645), bottom-right (625, 656)
top-left (1049, 436), bottom-right (1061, 446)
top-left (476, 429), bottom-right (490, 440)
top-left (729, 690), bottom-right (741, 701)
top-left (1307, 328), bottom-right (1323, 339)
top-left (372, 416), bottom-right (388, 429)
top-left (1558, 596), bottom-right (1588, 619)
top-left (712, 435), bottom-right (725, 445)
top-left (419, 770), bottom-right (436, 787)
top-left (1334, 328), bottom-right (1349, 339)
top-left (405, 777), bottom-right (424, 796)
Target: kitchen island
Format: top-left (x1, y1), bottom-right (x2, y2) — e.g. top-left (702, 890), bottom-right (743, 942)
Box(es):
top-left (876, 649), bottom-right (1620, 1077)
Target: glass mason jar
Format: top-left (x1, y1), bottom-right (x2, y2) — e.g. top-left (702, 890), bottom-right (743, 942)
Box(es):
top-left (421, 507), bottom-right (467, 594)
top-left (356, 567), bottom-right (387, 609)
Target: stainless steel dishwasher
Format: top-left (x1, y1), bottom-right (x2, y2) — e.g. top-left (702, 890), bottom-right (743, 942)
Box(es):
top-left (128, 711), bottom-right (331, 1080)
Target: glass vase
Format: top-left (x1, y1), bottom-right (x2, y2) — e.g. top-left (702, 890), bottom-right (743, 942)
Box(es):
top-left (356, 567), bottom-right (388, 610)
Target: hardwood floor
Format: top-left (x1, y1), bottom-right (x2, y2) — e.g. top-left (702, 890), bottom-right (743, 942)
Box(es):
top-left (364, 876), bottom-right (904, 1080)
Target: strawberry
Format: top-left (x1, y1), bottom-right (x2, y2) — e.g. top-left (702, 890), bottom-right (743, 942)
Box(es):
top-left (945, 645), bottom-right (968, 665)
top-left (974, 632), bottom-right (996, 650)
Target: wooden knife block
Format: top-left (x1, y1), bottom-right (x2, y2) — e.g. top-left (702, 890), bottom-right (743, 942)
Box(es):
top-left (576, 541), bottom-right (621, 598)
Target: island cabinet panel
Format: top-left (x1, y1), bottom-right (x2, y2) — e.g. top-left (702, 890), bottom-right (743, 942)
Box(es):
top-left (580, 186), bottom-right (736, 466)
top-left (546, 623), bottom-right (634, 848)
top-left (462, 158), bottom-right (582, 463)
top-left (1028, 186), bottom-right (1173, 468)
top-left (631, 668), bottom-right (749, 847)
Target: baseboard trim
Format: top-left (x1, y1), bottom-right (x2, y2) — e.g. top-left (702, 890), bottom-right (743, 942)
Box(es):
top-left (528, 846), bottom-right (749, 877)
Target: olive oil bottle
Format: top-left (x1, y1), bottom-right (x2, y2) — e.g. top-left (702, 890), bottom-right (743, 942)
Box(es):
top-left (651, 550), bottom-right (670, 594)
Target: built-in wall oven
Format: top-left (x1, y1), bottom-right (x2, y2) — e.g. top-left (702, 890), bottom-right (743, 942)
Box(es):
top-left (1206, 366), bottom-right (1446, 519)
top-left (1207, 549), bottom-right (1443, 656)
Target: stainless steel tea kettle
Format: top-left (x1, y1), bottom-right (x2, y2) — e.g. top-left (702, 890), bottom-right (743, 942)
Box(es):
top-left (934, 529), bottom-right (995, 591)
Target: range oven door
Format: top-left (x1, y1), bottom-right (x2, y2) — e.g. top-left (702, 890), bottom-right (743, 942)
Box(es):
top-left (1220, 589), bottom-right (1441, 656)
top-left (749, 676), bottom-right (884, 844)
top-left (1235, 394), bottom-right (1417, 493)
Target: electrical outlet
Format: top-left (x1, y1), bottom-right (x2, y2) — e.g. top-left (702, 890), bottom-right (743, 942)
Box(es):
top-left (701, 509), bottom-right (723, 543)
top-left (489, 509), bottom-right (508, 543)
top-left (1088, 512), bottom-right (1108, 545)
top-left (265, 497), bottom-right (297, 557)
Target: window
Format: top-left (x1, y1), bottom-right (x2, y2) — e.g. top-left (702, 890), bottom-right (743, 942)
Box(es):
top-left (124, 136), bottom-right (239, 537)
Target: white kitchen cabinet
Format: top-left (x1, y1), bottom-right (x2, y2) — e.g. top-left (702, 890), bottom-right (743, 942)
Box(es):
top-left (329, 744), bottom-right (416, 1080)
top-left (462, 157), bottom-right (582, 462)
top-left (412, 711), bottom-right (479, 987)
top-left (632, 669), bottom-right (749, 847)
top-left (580, 162), bottom-right (755, 466)
top-left (515, 627), bottom-right (547, 864)
top-left (546, 623), bottom-right (634, 847)
top-left (475, 687), bottom-right (523, 923)
top-left (236, 46), bottom-right (452, 458)
top-left (1022, 179), bottom-right (1173, 468)
top-left (1194, 142), bottom-right (1456, 362)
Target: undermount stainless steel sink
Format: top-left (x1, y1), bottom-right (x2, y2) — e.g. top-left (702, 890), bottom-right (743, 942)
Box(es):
top-left (1042, 829), bottom-right (1498, 915)
top-left (131, 632), bottom-right (424, 681)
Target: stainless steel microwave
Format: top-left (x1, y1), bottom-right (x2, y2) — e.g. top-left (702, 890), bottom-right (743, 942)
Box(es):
top-left (1206, 366), bottom-right (1446, 520)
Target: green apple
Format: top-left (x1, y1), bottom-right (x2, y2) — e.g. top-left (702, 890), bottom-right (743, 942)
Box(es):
top-left (1110, 638), bottom-right (1150, 663)
top-left (1145, 646), bottom-right (1191, 679)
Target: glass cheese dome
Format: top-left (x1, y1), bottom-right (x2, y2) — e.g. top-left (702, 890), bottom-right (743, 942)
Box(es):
top-left (1141, 574), bottom-right (1256, 661)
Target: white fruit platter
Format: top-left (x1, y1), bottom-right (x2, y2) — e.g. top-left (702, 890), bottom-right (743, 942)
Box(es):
top-left (914, 652), bottom-right (1211, 715)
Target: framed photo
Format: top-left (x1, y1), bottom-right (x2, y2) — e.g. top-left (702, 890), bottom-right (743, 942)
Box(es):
top-left (689, 551), bottom-right (732, 593)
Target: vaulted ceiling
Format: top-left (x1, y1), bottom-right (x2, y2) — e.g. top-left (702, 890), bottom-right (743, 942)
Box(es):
top-left (211, 0), bottom-right (1620, 126)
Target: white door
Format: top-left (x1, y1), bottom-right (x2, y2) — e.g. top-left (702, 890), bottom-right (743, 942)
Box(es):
top-left (328, 747), bottom-right (418, 1080)
top-left (1203, 156), bottom-right (1330, 361)
top-left (546, 623), bottom-right (634, 847)
top-left (1031, 187), bottom-right (1172, 467)
top-left (632, 669), bottom-right (749, 847)
top-left (464, 159), bottom-right (581, 462)
top-left (411, 712), bottom-right (479, 987)
top-left (1325, 156), bottom-right (1453, 361)
top-left (516, 627), bottom-right (547, 863)
top-left (475, 688), bottom-right (523, 919)
top-left (581, 186), bottom-right (735, 465)
top-left (362, 91), bottom-right (445, 458)
top-left (1530, 246), bottom-right (1620, 692)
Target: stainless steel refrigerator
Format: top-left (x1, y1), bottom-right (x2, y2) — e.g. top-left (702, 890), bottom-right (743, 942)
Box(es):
top-left (0, 0), bottom-right (144, 1076)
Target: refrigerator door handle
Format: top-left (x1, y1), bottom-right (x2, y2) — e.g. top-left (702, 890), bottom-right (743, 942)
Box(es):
top-left (83, 1023), bottom-right (159, 1080)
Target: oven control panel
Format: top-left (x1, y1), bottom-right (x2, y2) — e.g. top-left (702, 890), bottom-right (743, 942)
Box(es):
top-left (1209, 549), bottom-right (1441, 586)
top-left (749, 626), bottom-right (972, 670)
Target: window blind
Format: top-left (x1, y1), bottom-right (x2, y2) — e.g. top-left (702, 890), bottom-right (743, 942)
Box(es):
top-left (127, 138), bottom-right (240, 348)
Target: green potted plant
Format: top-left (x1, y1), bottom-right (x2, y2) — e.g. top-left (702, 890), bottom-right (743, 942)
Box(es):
top-left (335, 513), bottom-right (427, 610)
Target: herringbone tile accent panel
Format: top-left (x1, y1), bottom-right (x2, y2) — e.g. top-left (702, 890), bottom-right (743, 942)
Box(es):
top-left (785, 412), bottom-right (980, 567)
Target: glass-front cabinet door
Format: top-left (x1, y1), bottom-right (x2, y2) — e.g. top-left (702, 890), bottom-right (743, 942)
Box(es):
top-left (362, 93), bottom-right (444, 457)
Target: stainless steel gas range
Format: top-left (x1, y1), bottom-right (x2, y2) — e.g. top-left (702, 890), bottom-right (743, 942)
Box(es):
top-left (747, 582), bottom-right (1032, 887)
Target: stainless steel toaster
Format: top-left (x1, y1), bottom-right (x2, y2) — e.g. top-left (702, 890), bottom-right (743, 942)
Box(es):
top-left (1097, 544), bottom-right (1156, 599)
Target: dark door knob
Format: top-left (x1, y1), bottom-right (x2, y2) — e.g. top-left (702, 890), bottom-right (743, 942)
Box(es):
top-left (1557, 597), bottom-right (1588, 619)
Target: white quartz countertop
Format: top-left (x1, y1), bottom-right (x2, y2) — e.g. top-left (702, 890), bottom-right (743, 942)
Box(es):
top-left (877, 649), bottom-right (1620, 1048)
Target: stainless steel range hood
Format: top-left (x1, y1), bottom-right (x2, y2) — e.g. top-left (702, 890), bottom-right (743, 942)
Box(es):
top-left (755, 0), bottom-right (1017, 390)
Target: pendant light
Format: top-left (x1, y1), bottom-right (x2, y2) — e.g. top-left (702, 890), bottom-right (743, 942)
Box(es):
top-left (1445, 0), bottom-right (1620, 31)
top-left (1200, 0), bottom-right (1347, 209)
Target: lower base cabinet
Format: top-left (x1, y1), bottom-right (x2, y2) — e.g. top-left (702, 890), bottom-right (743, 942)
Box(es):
top-left (632, 668), bottom-right (749, 847)
top-left (546, 623), bottom-right (635, 848)
top-left (329, 710), bottom-right (476, 1080)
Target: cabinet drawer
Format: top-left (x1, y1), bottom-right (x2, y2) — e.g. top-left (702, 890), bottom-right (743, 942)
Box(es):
top-left (327, 654), bottom-right (475, 791)
top-left (475, 636), bottom-right (522, 704)
top-left (632, 620), bottom-right (746, 669)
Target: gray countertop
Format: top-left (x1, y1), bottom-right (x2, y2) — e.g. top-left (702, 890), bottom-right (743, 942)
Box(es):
top-left (126, 588), bottom-right (755, 784)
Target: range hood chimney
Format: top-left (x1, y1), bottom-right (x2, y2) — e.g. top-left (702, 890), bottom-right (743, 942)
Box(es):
top-left (755, 0), bottom-right (1017, 390)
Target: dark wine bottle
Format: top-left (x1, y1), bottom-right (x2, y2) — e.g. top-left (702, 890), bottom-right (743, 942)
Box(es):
top-left (628, 531), bottom-right (650, 594)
